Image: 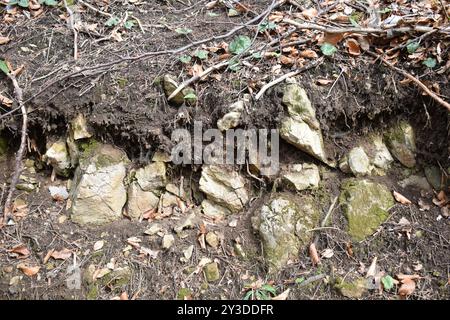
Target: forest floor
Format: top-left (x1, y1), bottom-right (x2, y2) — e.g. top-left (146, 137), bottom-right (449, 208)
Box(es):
top-left (0, 0), bottom-right (449, 300)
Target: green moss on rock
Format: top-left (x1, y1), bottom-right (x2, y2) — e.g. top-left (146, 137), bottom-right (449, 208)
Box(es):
top-left (384, 121), bottom-right (416, 168)
top-left (334, 277), bottom-right (367, 298)
top-left (339, 179), bottom-right (394, 241)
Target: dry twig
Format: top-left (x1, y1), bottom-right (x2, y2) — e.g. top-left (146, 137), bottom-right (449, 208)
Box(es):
top-left (63, 0), bottom-right (78, 60)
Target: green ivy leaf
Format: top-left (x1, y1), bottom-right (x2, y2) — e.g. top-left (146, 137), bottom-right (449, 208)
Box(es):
top-left (381, 275), bottom-right (395, 291)
top-left (423, 57), bottom-right (436, 68)
top-left (261, 284), bottom-right (277, 295)
top-left (256, 290), bottom-right (269, 300)
top-left (0, 60), bottom-right (10, 75)
top-left (378, 7), bottom-right (392, 14)
top-left (320, 43), bottom-right (337, 56)
top-left (251, 52), bottom-right (262, 59)
top-left (349, 16), bottom-right (359, 27)
top-left (184, 93), bottom-right (197, 100)
top-left (18, 0), bottom-right (29, 7)
top-left (194, 50), bottom-right (208, 60)
top-left (175, 27), bottom-right (193, 35)
top-left (44, 0), bottom-right (58, 6)
top-left (207, 12), bottom-right (219, 17)
top-left (229, 35), bottom-right (252, 55)
top-left (124, 20), bottom-right (135, 30)
top-left (259, 21), bottom-right (277, 32)
top-left (228, 59), bottom-right (241, 72)
top-left (243, 290), bottom-right (253, 300)
top-left (179, 55), bottom-right (192, 64)
top-left (406, 42), bottom-right (420, 54)
top-left (105, 16), bottom-right (120, 27)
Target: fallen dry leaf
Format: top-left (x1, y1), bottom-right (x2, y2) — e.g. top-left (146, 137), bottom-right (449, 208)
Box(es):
top-left (17, 263), bottom-right (40, 276)
top-left (316, 78), bottom-right (333, 86)
top-left (8, 245), bottom-right (30, 258)
top-left (272, 288), bottom-right (290, 300)
top-left (309, 243), bottom-right (320, 266)
top-left (393, 191), bottom-right (412, 204)
top-left (280, 55), bottom-right (294, 65)
top-left (50, 248), bottom-right (72, 261)
top-left (321, 32), bottom-right (344, 46)
top-left (93, 240), bottom-right (104, 251)
top-left (0, 93), bottom-right (13, 107)
top-left (301, 8), bottom-right (318, 19)
top-left (398, 278), bottom-right (415, 297)
top-left (299, 49), bottom-right (318, 59)
top-left (397, 274), bottom-right (420, 281)
top-left (321, 248), bottom-right (334, 259)
top-left (417, 199), bottom-right (431, 211)
top-left (366, 257), bottom-right (378, 278)
top-left (120, 292), bottom-right (129, 300)
top-left (0, 36), bottom-right (10, 45)
top-left (346, 38), bottom-right (361, 56)
top-left (198, 234), bottom-right (206, 250)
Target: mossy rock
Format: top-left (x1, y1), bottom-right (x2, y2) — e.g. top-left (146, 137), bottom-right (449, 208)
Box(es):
top-left (334, 277), bottom-right (367, 299)
top-left (254, 193), bottom-right (320, 272)
top-left (384, 121), bottom-right (416, 168)
top-left (340, 179), bottom-right (394, 241)
top-left (177, 288), bottom-right (192, 300)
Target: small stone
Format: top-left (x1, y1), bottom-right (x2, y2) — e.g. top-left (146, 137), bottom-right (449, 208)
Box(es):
top-left (348, 147), bottom-right (372, 176)
top-left (181, 245), bottom-right (194, 262)
top-left (71, 114), bottom-right (93, 140)
top-left (174, 212), bottom-right (197, 234)
top-left (127, 181), bottom-right (159, 220)
top-left (58, 215), bottom-right (68, 224)
top-left (204, 262), bottom-right (220, 282)
top-left (216, 101), bottom-right (244, 132)
top-left (144, 223), bottom-right (161, 236)
top-left (205, 232), bottom-right (219, 248)
top-left (49, 186), bottom-right (69, 201)
top-left (281, 163), bottom-right (320, 191)
top-left (152, 151), bottom-right (172, 163)
top-left (162, 234), bottom-right (175, 249)
top-left (177, 288), bottom-right (192, 300)
top-left (163, 75), bottom-right (188, 107)
top-left (16, 183), bottom-right (36, 192)
top-left (398, 175), bottom-right (432, 192)
top-left (9, 276), bottom-right (23, 286)
top-left (370, 135), bottom-right (393, 172)
top-left (233, 243), bottom-right (246, 258)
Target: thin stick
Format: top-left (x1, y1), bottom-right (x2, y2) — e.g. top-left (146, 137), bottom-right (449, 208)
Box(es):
top-left (168, 61), bottom-right (229, 101)
top-left (283, 18), bottom-right (448, 35)
top-left (255, 57), bottom-right (324, 100)
top-left (78, 0), bottom-right (112, 17)
top-left (365, 51), bottom-right (450, 111)
top-left (3, 73), bottom-right (28, 222)
top-left (313, 196), bottom-right (338, 245)
top-left (63, 0), bottom-right (78, 60)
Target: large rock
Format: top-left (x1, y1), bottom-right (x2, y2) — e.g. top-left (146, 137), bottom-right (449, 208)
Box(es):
top-left (70, 143), bottom-right (129, 226)
top-left (281, 163), bottom-right (320, 191)
top-left (384, 121), bottom-right (416, 168)
top-left (339, 179), bottom-right (394, 241)
top-left (253, 193), bottom-right (320, 272)
top-left (199, 165), bottom-right (249, 213)
top-left (135, 162), bottom-right (166, 191)
top-left (126, 181), bottom-right (159, 220)
top-left (44, 139), bottom-right (71, 177)
top-left (279, 83), bottom-right (334, 166)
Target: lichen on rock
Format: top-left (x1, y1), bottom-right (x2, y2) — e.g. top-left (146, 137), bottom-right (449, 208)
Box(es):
top-left (384, 121), bottom-right (416, 168)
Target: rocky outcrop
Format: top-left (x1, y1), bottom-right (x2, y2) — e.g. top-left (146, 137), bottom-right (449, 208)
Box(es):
top-left (199, 165), bottom-right (249, 213)
top-left (279, 83), bottom-right (334, 166)
top-left (253, 193), bottom-right (320, 272)
top-left (70, 143), bottom-right (129, 226)
top-left (339, 179), bottom-right (394, 241)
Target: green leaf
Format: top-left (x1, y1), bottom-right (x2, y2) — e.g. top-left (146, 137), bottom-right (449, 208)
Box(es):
top-left (259, 21), bottom-right (277, 32)
top-left (228, 59), bottom-right (241, 72)
top-left (320, 43), bottom-right (337, 56)
top-left (179, 55), bottom-right (192, 64)
top-left (207, 12), bottom-right (219, 17)
top-left (243, 290), bottom-right (253, 300)
top-left (0, 60), bottom-right (9, 75)
top-left (124, 20), bottom-right (135, 30)
top-left (105, 16), bottom-right (120, 27)
top-left (251, 52), bottom-right (262, 59)
top-left (406, 42), bottom-right (420, 54)
top-left (381, 275), bottom-right (395, 291)
top-left (256, 290), bottom-right (269, 300)
top-left (423, 57), bottom-right (436, 68)
top-left (194, 50), bottom-right (208, 60)
top-left (349, 16), bottom-right (359, 27)
top-left (261, 284), bottom-right (277, 295)
top-left (175, 27), bottom-right (193, 35)
top-left (18, 0), bottom-right (29, 7)
top-left (228, 8), bottom-right (239, 17)
top-left (229, 35), bottom-right (252, 55)
top-left (44, 0), bottom-right (58, 6)
top-left (378, 7), bottom-right (392, 14)
top-left (295, 277), bottom-right (305, 284)
top-left (184, 93), bottom-right (197, 100)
